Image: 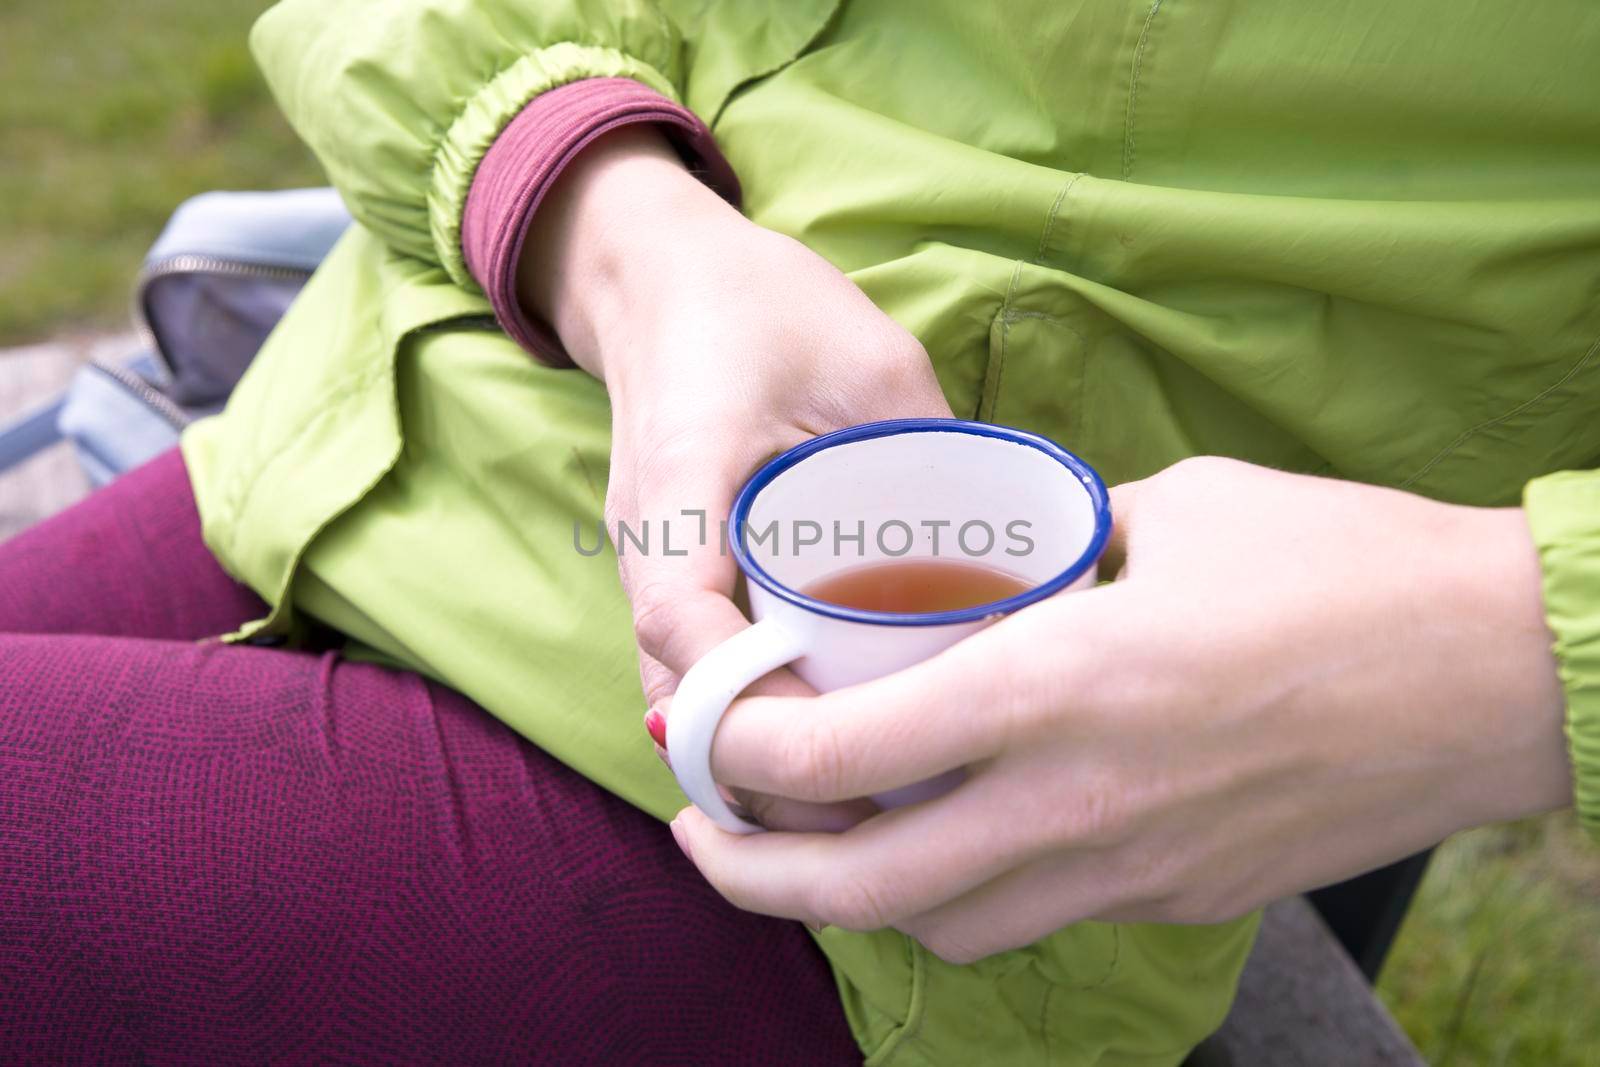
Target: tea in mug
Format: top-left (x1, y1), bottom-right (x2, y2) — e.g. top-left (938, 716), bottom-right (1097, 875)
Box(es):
top-left (800, 558), bottom-right (1032, 614)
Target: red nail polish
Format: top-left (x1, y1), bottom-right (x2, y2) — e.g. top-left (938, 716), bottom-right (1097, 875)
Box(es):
top-left (644, 709), bottom-right (668, 750)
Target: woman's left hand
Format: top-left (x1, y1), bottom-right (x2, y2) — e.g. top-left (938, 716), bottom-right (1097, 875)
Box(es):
top-left (668, 457), bottom-right (1573, 963)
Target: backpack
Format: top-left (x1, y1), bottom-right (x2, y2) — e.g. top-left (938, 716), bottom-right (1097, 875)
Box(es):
top-left (0, 188), bottom-right (350, 485)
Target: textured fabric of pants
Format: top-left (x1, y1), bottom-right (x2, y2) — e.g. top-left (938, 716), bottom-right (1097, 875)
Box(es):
top-left (0, 449), bottom-right (858, 1065)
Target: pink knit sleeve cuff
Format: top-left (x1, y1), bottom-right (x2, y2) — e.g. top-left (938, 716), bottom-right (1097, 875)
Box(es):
top-left (461, 77), bottom-right (741, 367)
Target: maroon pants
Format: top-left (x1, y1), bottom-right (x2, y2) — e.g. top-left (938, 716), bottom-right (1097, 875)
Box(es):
top-left (0, 450), bottom-right (858, 1065)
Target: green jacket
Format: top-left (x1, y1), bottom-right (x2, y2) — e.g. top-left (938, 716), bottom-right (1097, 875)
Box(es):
top-left (183, 1), bottom-right (1600, 1063)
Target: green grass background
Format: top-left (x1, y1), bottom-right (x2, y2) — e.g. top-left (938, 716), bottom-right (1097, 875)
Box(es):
top-left (0, 0), bottom-right (320, 343)
top-left (1380, 813), bottom-right (1600, 1065)
top-left (2, 2), bottom-right (1598, 1063)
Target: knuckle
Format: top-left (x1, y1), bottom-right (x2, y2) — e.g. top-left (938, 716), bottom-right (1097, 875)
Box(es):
top-left (1176, 877), bottom-right (1255, 924)
top-left (709, 873), bottom-right (767, 917)
top-left (916, 926), bottom-right (989, 967)
top-left (879, 337), bottom-right (940, 393)
top-left (1110, 850), bottom-right (1234, 924)
top-left (601, 490), bottom-right (640, 547)
top-left (1047, 773), bottom-right (1134, 849)
top-left (628, 581), bottom-right (680, 660)
top-left (637, 658), bottom-right (677, 709)
top-left (601, 492), bottom-right (628, 531)
top-left (1003, 649), bottom-right (1101, 742)
top-left (781, 714), bottom-right (849, 801)
top-left (1116, 851), bottom-right (1181, 914)
top-left (1167, 454), bottom-right (1228, 477)
top-left (635, 419), bottom-right (708, 474)
top-left (813, 873), bottom-right (896, 932)
top-left (881, 331), bottom-right (931, 371)
top-left (1152, 890), bottom-right (1227, 925)
top-left (814, 334), bottom-right (941, 426)
top-left (991, 689), bottom-right (1038, 750)
top-left (1160, 454), bottom-right (1246, 496)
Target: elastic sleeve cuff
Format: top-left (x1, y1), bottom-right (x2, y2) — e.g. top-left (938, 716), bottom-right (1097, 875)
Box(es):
top-left (1524, 469), bottom-right (1600, 844)
top-left (459, 77), bottom-right (740, 367)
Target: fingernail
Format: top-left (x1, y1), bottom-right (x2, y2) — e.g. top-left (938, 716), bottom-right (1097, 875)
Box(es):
top-left (805, 920), bottom-right (827, 934)
top-left (653, 743), bottom-right (672, 770)
top-left (669, 817), bottom-right (694, 862)
top-left (644, 709), bottom-right (668, 750)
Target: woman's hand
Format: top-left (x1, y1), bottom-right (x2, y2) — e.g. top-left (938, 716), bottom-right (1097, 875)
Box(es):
top-left (521, 128), bottom-right (951, 827)
top-left (669, 457), bottom-right (1573, 962)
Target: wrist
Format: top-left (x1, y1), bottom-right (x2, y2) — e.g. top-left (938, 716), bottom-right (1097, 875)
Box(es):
top-left (518, 125), bottom-right (744, 381)
top-left (1446, 505), bottom-right (1571, 823)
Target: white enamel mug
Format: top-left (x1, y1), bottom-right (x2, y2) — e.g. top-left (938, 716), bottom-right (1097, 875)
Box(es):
top-left (666, 418), bottom-right (1112, 833)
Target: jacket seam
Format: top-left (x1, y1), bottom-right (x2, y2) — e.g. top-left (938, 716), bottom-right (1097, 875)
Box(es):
top-left (1035, 172), bottom-right (1084, 265)
top-left (1122, 0), bottom-right (1167, 181)
top-left (981, 262), bottom-right (1026, 422)
top-left (866, 936), bottom-right (929, 1066)
top-left (1400, 327), bottom-right (1600, 490)
top-left (706, 1), bottom-right (846, 128)
top-left (990, 303), bottom-right (1089, 434)
top-left (1039, 979), bottom-right (1057, 1062)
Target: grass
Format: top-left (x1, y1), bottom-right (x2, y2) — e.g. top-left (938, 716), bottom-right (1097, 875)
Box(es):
top-left (4, 3), bottom-right (1600, 1063)
top-left (1378, 812), bottom-right (1600, 1065)
top-left (0, 0), bottom-right (322, 344)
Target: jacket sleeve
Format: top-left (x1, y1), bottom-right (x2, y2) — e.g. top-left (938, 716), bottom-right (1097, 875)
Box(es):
top-left (249, 0), bottom-right (690, 290)
top-left (460, 77), bottom-right (738, 367)
top-left (1524, 469), bottom-right (1600, 844)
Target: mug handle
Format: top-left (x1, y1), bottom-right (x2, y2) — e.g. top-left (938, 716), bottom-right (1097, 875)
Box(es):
top-left (666, 616), bottom-right (811, 834)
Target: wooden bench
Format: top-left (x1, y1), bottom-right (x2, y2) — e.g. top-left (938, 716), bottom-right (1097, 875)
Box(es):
top-left (1189, 896), bottom-right (1423, 1065)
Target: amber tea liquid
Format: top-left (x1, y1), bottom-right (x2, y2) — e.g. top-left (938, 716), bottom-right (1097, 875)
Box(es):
top-left (800, 558), bottom-right (1032, 613)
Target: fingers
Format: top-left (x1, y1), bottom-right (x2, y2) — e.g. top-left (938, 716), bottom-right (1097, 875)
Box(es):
top-left (896, 835), bottom-right (1256, 963)
top-left (673, 784), bottom-right (1166, 966)
top-left (654, 690), bottom-right (877, 834)
top-left (674, 799), bottom-right (1179, 966)
top-left (706, 684), bottom-right (987, 805)
top-left (734, 790), bottom-right (880, 834)
top-left (669, 777), bottom-right (1031, 930)
top-left (705, 593), bottom-right (1109, 802)
top-left (706, 692), bottom-right (985, 805)
top-left (893, 851), bottom-right (1124, 964)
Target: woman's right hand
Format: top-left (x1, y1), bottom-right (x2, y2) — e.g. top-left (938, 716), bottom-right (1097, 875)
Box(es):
top-left (666, 459), bottom-right (1570, 961)
top-left (520, 127), bottom-right (953, 828)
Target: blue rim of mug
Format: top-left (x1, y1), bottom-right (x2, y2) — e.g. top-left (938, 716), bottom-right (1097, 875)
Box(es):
top-left (728, 418), bottom-right (1113, 627)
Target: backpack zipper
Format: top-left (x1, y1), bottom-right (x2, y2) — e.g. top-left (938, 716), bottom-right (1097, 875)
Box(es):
top-left (88, 360), bottom-right (193, 431)
top-left (131, 254), bottom-right (314, 383)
